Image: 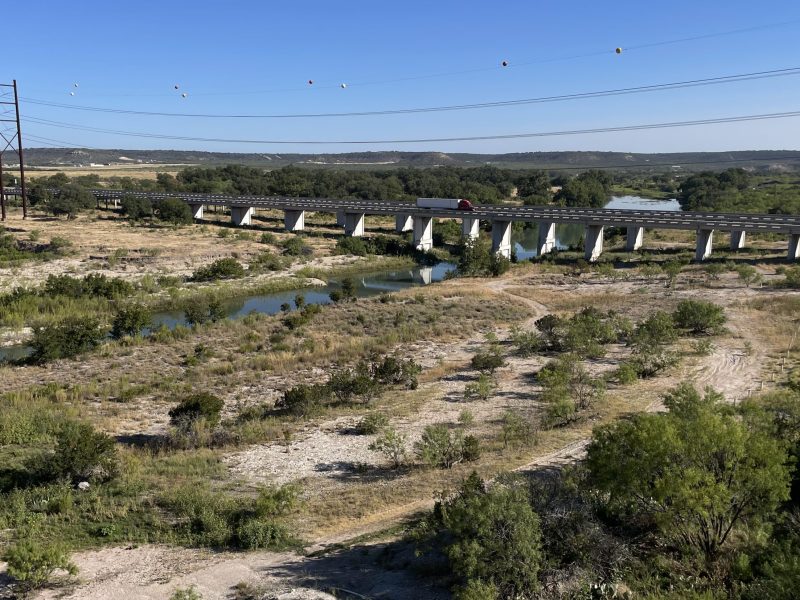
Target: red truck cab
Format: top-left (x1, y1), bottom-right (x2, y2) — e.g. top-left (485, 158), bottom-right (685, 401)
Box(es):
top-left (458, 199), bottom-right (474, 211)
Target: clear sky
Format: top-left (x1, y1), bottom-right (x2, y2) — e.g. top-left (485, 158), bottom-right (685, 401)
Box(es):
top-left (5, 0), bottom-right (800, 154)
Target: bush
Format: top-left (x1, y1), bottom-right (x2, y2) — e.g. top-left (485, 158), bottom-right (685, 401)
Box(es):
top-left (434, 475), bottom-right (542, 598)
top-left (281, 236), bottom-right (312, 257)
top-left (49, 184), bottom-right (95, 218)
top-left (501, 411), bottom-right (536, 448)
top-left (170, 587), bottom-right (203, 600)
top-left (36, 420), bottom-right (118, 484)
top-left (31, 316), bottom-right (107, 362)
top-left (463, 373), bottom-right (494, 402)
top-left (369, 427), bottom-right (408, 468)
top-left (120, 195), bottom-right (152, 220)
top-left (111, 304), bottom-right (151, 339)
top-left (2, 539), bottom-right (78, 592)
top-left (470, 347), bottom-right (505, 374)
top-left (355, 412), bottom-right (389, 435)
top-left (155, 198), bottom-right (193, 225)
top-left (335, 236), bottom-right (369, 256)
top-left (510, 326), bottom-right (543, 357)
top-left (259, 232), bottom-right (276, 245)
top-left (415, 424), bottom-right (480, 469)
top-left (192, 257), bottom-right (245, 281)
top-left (276, 384), bottom-right (329, 417)
top-left (184, 296), bottom-right (227, 326)
top-left (673, 299), bottom-right (726, 335)
top-left (169, 393), bottom-right (225, 428)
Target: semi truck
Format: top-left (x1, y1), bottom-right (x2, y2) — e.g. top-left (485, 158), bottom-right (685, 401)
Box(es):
top-left (416, 197), bottom-right (474, 211)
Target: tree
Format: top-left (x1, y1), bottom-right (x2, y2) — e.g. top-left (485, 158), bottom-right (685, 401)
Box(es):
top-left (436, 474), bottom-right (542, 598)
top-left (155, 198), bottom-right (193, 225)
top-left (111, 304), bottom-right (151, 339)
top-left (415, 424), bottom-right (480, 469)
top-left (673, 300), bottom-right (726, 335)
top-left (120, 195), bottom-right (153, 220)
top-left (49, 185), bottom-right (95, 218)
top-left (586, 384), bottom-right (791, 561)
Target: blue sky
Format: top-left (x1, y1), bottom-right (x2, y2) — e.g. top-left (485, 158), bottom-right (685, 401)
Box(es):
top-left (5, 0), bottom-right (800, 154)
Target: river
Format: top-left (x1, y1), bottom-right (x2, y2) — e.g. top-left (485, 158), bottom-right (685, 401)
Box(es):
top-left (0, 196), bottom-right (678, 364)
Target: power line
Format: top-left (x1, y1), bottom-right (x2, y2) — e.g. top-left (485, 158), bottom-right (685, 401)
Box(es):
top-left (21, 67), bottom-right (800, 119)
top-left (23, 109), bottom-right (800, 145)
top-left (22, 17), bottom-right (800, 97)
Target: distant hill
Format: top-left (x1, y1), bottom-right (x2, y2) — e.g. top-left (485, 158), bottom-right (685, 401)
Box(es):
top-left (16, 148), bottom-right (800, 173)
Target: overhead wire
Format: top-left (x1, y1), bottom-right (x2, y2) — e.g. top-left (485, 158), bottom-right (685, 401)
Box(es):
top-left (23, 109), bottom-right (800, 145)
top-left (20, 67), bottom-right (800, 119)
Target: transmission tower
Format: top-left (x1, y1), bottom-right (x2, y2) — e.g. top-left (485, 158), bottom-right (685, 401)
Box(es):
top-left (0, 80), bottom-right (28, 220)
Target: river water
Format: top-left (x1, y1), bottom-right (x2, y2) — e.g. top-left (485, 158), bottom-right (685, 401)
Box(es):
top-left (0, 196), bottom-right (678, 364)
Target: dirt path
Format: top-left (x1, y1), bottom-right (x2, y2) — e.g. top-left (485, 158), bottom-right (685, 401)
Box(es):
top-left (25, 277), bottom-right (772, 600)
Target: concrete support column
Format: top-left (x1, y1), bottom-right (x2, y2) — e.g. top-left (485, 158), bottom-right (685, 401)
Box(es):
top-left (626, 226), bottom-right (644, 251)
top-left (284, 209), bottom-right (305, 232)
top-left (696, 228), bottom-right (714, 261)
top-left (344, 212), bottom-right (366, 237)
top-left (413, 216), bottom-right (433, 251)
top-left (231, 206), bottom-right (254, 226)
top-left (336, 211), bottom-right (346, 227)
top-left (491, 220), bottom-right (513, 259)
top-left (462, 217), bottom-right (480, 240)
top-left (789, 233), bottom-right (800, 260)
top-left (584, 225), bottom-right (604, 262)
top-left (730, 230), bottom-right (746, 251)
top-left (537, 222), bottom-right (556, 255)
top-left (189, 204), bottom-right (204, 220)
top-left (395, 214), bottom-right (413, 233)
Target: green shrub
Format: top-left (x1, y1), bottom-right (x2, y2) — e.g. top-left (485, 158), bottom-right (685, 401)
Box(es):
top-left (49, 184), bottom-right (95, 218)
top-left (501, 411), bottom-right (536, 448)
top-left (335, 236), bottom-right (368, 256)
top-left (259, 232), bottom-right (276, 244)
top-left (369, 427), bottom-right (408, 468)
top-left (111, 304), bottom-right (151, 339)
top-left (276, 384), bottom-right (329, 417)
top-left (170, 587), bottom-right (203, 600)
top-left (282, 303), bottom-right (322, 329)
top-left (470, 347), bottom-right (505, 374)
top-left (673, 299), bottom-right (726, 335)
top-left (613, 362), bottom-right (639, 384)
top-left (120, 195), bottom-right (152, 220)
top-left (35, 420), bottom-right (118, 484)
top-left (169, 393), bottom-right (225, 428)
top-left (192, 257), bottom-right (245, 281)
top-left (156, 198), bottom-right (193, 225)
top-left (355, 412), bottom-right (390, 435)
top-left (2, 539), bottom-right (77, 592)
top-left (415, 424), bottom-right (479, 469)
top-left (464, 373), bottom-right (494, 401)
top-left (281, 236), bottom-right (312, 257)
top-left (510, 326), bottom-right (542, 357)
top-left (250, 250), bottom-right (286, 271)
top-left (31, 316), bottom-right (107, 362)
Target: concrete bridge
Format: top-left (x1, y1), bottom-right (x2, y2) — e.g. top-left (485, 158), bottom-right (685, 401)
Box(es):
top-left (4, 187), bottom-right (800, 262)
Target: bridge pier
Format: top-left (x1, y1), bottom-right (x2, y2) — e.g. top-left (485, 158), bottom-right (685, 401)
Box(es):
top-left (584, 225), bottom-right (604, 262)
top-left (626, 226), bottom-right (644, 251)
top-left (491, 220), bottom-right (512, 259)
top-left (537, 222), bottom-right (556, 255)
top-left (789, 234), bottom-right (800, 260)
top-left (344, 212), bottom-right (366, 237)
top-left (730, 230), bottom-right (746, 251)
top-left (336, 211), bottom-right (346, 227)
top-left (696, 228), bottom-right (714, 261)
top-left (284, 209), bottom-right (305, 232)
top-left (413, 216), bottom-right (433, 251)
top-left (462, 217), bottom-right (480, 240)
top-left (231, 206), bottom-right (254, 226)
top-left (395, 214), bottom-right (413, 233)
top-left (189, 204), bottom-right (204, 220)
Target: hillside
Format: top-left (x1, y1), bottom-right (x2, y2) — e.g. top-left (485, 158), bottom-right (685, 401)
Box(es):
top-left (17, 148), bottom-right (800, 173)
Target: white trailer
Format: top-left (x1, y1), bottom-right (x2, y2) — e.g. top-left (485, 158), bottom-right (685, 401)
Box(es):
top-left (416, 198), bottom-right (474, 210)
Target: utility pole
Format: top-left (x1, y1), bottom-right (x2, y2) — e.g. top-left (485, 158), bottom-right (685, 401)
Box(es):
top-left (0, 79), bottom-right (28, 219)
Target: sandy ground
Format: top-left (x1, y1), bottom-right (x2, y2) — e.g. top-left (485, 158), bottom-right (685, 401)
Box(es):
top-left (17, 272), bottom-right (788, 600)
